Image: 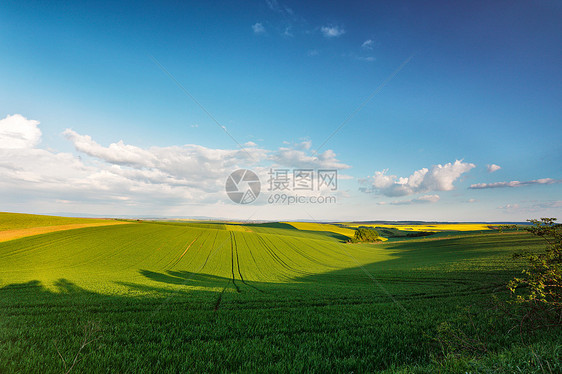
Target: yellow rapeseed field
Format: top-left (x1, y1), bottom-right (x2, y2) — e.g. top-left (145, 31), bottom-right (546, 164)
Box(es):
top-left (342, 223), bottom-right (492, 232)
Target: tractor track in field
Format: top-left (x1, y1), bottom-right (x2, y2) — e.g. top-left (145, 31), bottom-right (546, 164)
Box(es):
top-left (232, 233), bottom-right (264, 293)
top-left (281, 237), bottom-right (332, 270)
top-left (198, 230), bottom-right (220, 272)
top-left (213, 280), bottom-right (231, 311)
top-left (165, 234), bottom-right (202, 270)
top-left (254, 235), bottom-right (293, 273)
top-left (255, 235), bottom-right (310, 279)
top-left (149, 230), bottom-right (189, 269)
top-left (238, 234), bottom-right (269, 282)
top-left (229, 232), bottom-right (241, 293)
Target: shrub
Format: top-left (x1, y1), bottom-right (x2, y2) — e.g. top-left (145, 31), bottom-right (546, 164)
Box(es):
top-left (507, 218), bottom-right (562, 326)
top-left (350, 228), bottom-right (382, 243)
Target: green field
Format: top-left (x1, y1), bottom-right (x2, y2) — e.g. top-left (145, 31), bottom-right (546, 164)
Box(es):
top-left (1, 214), bottom-right (560, 372)
top-left (0, 212), bottom-right (118, 231)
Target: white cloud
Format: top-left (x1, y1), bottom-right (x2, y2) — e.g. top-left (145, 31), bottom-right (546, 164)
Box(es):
top-left (307, 49), bottom-right (319, 56)
top-left (498, 200), bottom-right (562, 213)
top-left (266, 0), bottom-right (296, 18)
top-left (470, 178), bottom-right (560, 189)
top-left (361, 39), bottom-right (374, 50)
top-left (297, 140), bottom-right (311, 150)
top-left (362, 160), bottom-right (475, 197)
top-left (0, 114), bottom-right (42, 149)
top-left (1, 115), bottom-right (352, 216)
top-left (356, 56), bottom-right (375, 62)
top-left (486, 164), bottom-right (501, 173)
top-left (63, 129), bottom-right (267, 190)
top-left (266, 0), bottom-right (282, 12)
top-left (64, 129), bottom-right (156, 168)
top-left (252, 23), bottom-right (266, 34)
top-left (389, 194), bottom-right (440, 205)
top-left (321, 25), bottom-right (345, 38)
top-left (271, 141), bottom-right (350, 170)
top-left (498, 203), bottom-right (519, 210)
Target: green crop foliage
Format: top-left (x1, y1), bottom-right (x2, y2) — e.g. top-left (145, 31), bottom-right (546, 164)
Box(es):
top-left (0, 213), bottom-right (560, 373)
top-left (0, 212), bottom-right (115, 231)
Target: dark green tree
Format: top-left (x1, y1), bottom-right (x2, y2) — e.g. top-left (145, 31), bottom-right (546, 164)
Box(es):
top-left (350, 228), bottom-right (382, 243)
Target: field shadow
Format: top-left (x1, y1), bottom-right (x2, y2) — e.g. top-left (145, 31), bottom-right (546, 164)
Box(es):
top-left (137, 269), bottom-right (268, 294)
top-left (139, 269), bottom-right (230, 287)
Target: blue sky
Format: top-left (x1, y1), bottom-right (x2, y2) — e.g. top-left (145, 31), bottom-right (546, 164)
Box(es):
top-left (0, 0), bottom-right (560, 221)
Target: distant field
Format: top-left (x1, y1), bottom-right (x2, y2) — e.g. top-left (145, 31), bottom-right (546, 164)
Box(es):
top-left (0, 212), bottom-right (129, 242)
top-left (0, 213), bottom-right (559, 373)
top-left (283, 221), bottom-right (359, 239)
top-left (342, 222), bottom-right (493, 232)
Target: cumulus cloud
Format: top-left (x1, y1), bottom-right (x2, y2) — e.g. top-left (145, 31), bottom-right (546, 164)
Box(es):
top-left (63, 129), bottom-right (268, 192)
top-left (470, 178), bottom-right (560, 189)
top-left (361, 39), bottom-right (374, 50)
top-left (389, 194), bottom-right (440, 205)
top-left (361, 160), bottom-right (475, 197)
top-left (321, 25), bottom-right (345, 38)
top-left (271, 141), bottom-right (350, 170)
top-left (252, 22), bottom-right (265, 34)
top-left (0, 114), bottom-right (42, 149)
top-left (64, 130), bottom-right (155, 167)
top-left (1, 124), bottom-right (253, 211)
top-left (486, 164), bottom-right (501, 173)
top-left (1, 115), bottom-right (351, 215)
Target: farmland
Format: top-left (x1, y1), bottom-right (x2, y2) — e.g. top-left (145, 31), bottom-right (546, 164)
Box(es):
top-left (0, 214), bottom-right (560, 372)
top-left (0, 212), bottom-right (130, 243)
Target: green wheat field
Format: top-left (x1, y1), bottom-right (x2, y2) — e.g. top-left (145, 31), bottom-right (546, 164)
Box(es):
top-left (0, 212), bottom-right (560, 373)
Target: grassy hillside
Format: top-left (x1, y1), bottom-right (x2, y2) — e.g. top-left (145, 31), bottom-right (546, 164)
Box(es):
top-left (0, 214), bottom-right (560, 373)
top-left (0, 212), bottom-right (128, 242)
top-left (0, 212), bottom-right (117, 230)
top-left (283, 221), bottom-right (357, 239)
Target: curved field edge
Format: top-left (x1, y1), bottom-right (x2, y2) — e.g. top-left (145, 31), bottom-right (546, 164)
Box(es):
top-left (282, 221), bottom-right (356, 239)
top-left (0, 212), bottom-right (123, 230)
top-left (0, 221), bottom-right (132, 243)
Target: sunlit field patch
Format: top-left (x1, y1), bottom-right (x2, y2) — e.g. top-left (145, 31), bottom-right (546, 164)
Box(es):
top-left (283, 221), bottom-right (357, 238)
top-left (0, 212), bottom-right (130, 242)
top-left (342, 222), bottom-right (493, 232)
